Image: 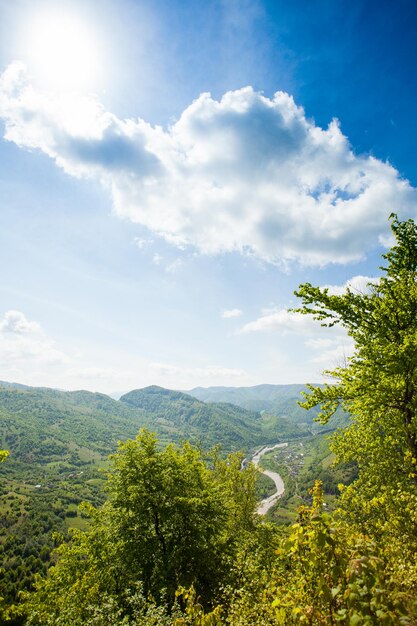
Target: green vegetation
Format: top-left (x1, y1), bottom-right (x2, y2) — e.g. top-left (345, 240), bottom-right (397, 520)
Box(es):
top-left (16, 431), bottom-right (258, 625)
top-left (189, 383), bottom-right (348, 427)
top-left (188, 385), bottom-right (349, 442)
top-left (120, 386), bottom-right (266, 450)
top-left (0, 451), bottom-right (8, 463)
top-left (0, 382), bottom-right (306, 613)
top-left (255, 471), bottom-right (277, 500)
top-left (293, 214), bottom-right (417, 595)
top-left (259, 435), bottom-right (357, 524)
top-left (2, 216), bottom-right (417, 623)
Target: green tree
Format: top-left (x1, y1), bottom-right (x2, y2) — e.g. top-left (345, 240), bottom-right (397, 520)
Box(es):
top-left (20, 430), bottom-right (257, 625)
top-left (0, 449), bottom-right (9, 463)
top-left (226, 482), bottom-right (414, 625)
top-left (294, 215), bottom-right (417, 585)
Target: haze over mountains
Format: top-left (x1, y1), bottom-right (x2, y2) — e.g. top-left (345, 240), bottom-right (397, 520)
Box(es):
top-left (188, 384), bottom-right (319, 418)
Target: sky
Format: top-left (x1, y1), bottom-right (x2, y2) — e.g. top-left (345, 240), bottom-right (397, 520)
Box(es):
top-left (0, 0), bottom-right (416, 393)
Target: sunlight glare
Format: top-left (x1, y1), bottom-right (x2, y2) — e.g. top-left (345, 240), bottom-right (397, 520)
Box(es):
top-left (22, 9), bottom-right (101, 91)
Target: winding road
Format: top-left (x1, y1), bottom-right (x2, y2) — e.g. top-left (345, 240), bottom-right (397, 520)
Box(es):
top-left (253, 443), bottom-right (288, 515)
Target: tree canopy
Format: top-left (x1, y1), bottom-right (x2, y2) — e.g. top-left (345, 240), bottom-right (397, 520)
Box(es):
top-left (19, 430), bottom-right (258, 625)
top-left (294, 215), bottom-right (417, 584)
top-left (0, 449), bottom-right (9, 463)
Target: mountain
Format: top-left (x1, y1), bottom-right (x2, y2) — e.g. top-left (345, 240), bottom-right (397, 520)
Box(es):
top-left (0, 385), bottom-right (145, 468)
top-left (187, 384), bottom-right (315, 418)
top-left (0, 383), bottom-right (270, 472)
top-left (119, 385), bottom-right (264, 450)
top-left (0, 380), bottom-right (345, 608)
top-left (0, 379), bottom-right (33, 390)
top-left (0, 382), bottom-right (269, 608)
top-left (187, 384), bottom-right (349, 432)
top-left (0, 384), bottom-right (145, 608)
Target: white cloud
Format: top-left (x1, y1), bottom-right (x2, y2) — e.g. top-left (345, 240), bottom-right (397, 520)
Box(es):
top-left (239, 304), bottom-right (355, 370)
top-left (324, 274), bottom-right (380, 296)
top-left (152, 253), bottom-right (163, 265)
top-left (0, 309), bottom-right (250, 390)
top-left (239, 309), bottom-right (315, 334)
top-left (165, 258), bottom-right (183, 273)
top-left (305, 337), bottom-right (335, 349)
top-left (0, 310), bottom-right (41, 334)
top-left (310, 340), bottom-right (354, 366)
top-left (239, 276), bottom-right (380, 336)
top-left (134, 237), bottom-right (154, 249)
top-left (0, 310), bottom-right (69, 366)
top-left (221, 308), bottom-right (243, 319)
top-left (1, 63), bottom-right (416, 265)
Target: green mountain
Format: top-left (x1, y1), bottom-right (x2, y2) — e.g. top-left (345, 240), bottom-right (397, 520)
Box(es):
top-left (187, 383), bottom-right (348, 429)
top-left (187, 383), bottom-right (316, 416)
top-left (0, 383), bottom-right (270, 464)
top-left (0, 380), bottom-right (343, 611)
top-left (0, 382), bottom-right (269, 609)
top-left (119, 385), bottom-right (265, 450)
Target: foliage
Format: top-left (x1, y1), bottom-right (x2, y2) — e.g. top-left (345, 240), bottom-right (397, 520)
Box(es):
top-left (0, 478), bottom-right (103, 617)
top-left (226, 482), bottom-right (416, 625)
top-left (0, 377), bottom-right (314, 617)
top-left (0, 382), bottom-right (276, 614)
top-left (288, 215), bottom-right (417, 608)
top-left (174, 587), bottom-right (222, 625)
top-left (18, 430), bottom-right (258, 625)
top-left (0, 450), bottom-right (9, 463)
top-left (292, 216), bottom-right (417, 600)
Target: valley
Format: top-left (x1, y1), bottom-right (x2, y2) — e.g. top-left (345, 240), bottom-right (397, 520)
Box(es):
top-left (0, 380), bottom-right (350, 617)
top-left (252, 443), bottom-right (287, 515)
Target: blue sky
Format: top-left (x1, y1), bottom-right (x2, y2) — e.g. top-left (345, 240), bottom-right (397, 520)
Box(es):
top-left (0, 0), bottom-right (416, 393)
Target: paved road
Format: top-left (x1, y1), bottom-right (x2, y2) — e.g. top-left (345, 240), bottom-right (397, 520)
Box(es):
top-left (253, 443), bottom-right (288, 515)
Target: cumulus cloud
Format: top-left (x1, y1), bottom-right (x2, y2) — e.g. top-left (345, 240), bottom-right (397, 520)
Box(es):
top-left (134, 237), bottom-right (154, 249)
top-left (239, 309), bottom-right (315, 334)
top-left (240, 274), bottom-right (381, 335)
top-left (221, 308), bottom-right (243, 318)
top-left (0, 310), bottom-right (69, 366)
top-left (152, 253), bottom-right (163, 265)
top-left (310, 339), bottom-right (354, 366)
top-left (0, 310), bottom-right (250, 390)
top-left (165, 258), bottom-right (183, 274)
top-left (239, 302), bottom-right (355, 368)
top-left (0, 310), bottom-right (41, 334)
top-left (1, 62), bottom-right (416, 265)
top-left (324, 274), bottom-right (380, 295)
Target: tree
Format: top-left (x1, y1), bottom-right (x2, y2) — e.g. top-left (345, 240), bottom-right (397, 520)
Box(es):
top-left (293, 215), bottom-right (417, 583)
top-left (226, 481), bottom-right (414, 625)
top-left (0, 450), bottom-right (9, 463)
top-left (20, 430), bottom-right (258, 625)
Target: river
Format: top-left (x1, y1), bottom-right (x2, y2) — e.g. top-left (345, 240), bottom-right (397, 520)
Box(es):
top-left (252, 443), bottom-right (288, 515)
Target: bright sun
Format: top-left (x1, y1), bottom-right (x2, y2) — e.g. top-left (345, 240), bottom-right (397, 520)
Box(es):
top-left (21, 9), bottom-right (101, 91)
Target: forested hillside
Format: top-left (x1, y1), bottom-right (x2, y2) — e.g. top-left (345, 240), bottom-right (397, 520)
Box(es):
top-left (120, 385), bottom-right (265, 449)
top-left (189, 383), bottom-right (314, 416)
top-left (0, 382), bottom-right (308, 614)
top-left (0, 385), bottom-right (141, 611)
top-left (188, 383), bottom-right (349, 429)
